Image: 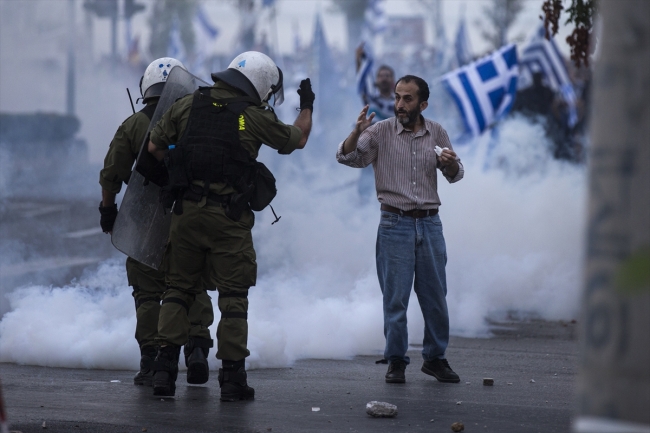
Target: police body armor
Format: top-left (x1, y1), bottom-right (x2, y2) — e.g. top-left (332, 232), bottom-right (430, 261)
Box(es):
top-left (162, 87), bottom-right (276, 221)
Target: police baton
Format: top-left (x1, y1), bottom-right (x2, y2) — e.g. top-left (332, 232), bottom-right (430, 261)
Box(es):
top-left (126, 88), bottom-right (136, 114)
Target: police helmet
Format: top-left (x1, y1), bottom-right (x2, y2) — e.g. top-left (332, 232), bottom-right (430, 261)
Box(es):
top-left (211, 51), bottom-right (284, 106)
top-left (140, 57), bottom-right (185, 102)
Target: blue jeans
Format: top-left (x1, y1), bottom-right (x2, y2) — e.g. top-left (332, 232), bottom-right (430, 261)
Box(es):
top-left (376, 211), bottom-right (449, 364)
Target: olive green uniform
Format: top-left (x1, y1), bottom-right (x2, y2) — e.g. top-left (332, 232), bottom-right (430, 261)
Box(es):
top-left (150, 81), bottom-right (301, 360)
top-left (99, 105), bottom-right (214, 351)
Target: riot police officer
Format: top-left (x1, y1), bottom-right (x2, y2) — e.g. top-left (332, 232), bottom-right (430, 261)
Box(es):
top-left (146, 51), bottom-right (314, 399)
top-left (99, 58), bottom-right (215, 387)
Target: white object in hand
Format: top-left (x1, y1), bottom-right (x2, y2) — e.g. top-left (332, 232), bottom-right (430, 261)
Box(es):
top-left (434, 146), bottom-right (448, 156)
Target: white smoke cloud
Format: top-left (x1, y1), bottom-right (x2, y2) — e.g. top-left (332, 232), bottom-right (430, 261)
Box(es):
top-left (0, 114), bottom-right (586, 371)
top-left (0, 0), bottom-right (587, 374)
top-left (0, 259), bottom-right (138, 369)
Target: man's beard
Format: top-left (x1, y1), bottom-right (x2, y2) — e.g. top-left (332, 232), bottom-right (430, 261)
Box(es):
top-left (394, 106), bottom-right (420, 126)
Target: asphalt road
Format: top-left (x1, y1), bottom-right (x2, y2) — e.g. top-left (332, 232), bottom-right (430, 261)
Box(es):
top-left (1, 320), bottom-right (578, 433)
top-left (0, 197), bottom-right (117, 316)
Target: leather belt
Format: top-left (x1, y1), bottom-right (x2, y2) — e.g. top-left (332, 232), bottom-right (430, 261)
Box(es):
top-left (380, 203), bottom-right (438, 218)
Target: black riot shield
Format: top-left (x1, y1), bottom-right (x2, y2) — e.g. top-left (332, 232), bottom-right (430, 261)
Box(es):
top-left (111, 67), bottom-right (209, 269)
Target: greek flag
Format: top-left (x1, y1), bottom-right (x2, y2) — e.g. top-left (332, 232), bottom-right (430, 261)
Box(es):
top-left (196, 6), bottom-right (219, 39)
top-left (521, 26), bottom-right (578, 127)
top-left (442, 44), bottom-right (519, 137)
top-left (357, 0), bottom-right (387, 101)
top-left (356, 46), bottom-right (374, 98)
top-left (167, 18), bottom-right (186, 64)
top-left (363, 0), bottom-right (387, 36)
top-left (454, 17), bottom-right (473, 67)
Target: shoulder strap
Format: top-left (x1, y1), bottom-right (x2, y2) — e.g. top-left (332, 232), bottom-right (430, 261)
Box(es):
top-left (140, 103), bottom-right (157, 120)
top-left (195, 87), bottom-right (259, 114)
top-left (220, 96), bottom-right (258, 115)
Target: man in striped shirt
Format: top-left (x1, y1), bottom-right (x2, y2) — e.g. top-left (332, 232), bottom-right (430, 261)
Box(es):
top-left (336, 75), bottom-right (463, 384)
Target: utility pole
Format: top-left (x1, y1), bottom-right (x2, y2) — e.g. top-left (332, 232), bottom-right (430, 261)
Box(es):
top-left (66, 0), bottom-right (76, 115)
top-left (575, 0), bottom-right (650, 431)
top-left (83, 0), bottom-right (119, 58)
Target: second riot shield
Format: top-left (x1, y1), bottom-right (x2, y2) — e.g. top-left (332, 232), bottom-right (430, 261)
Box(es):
top-left (111, 67), bottom-right (209, 269)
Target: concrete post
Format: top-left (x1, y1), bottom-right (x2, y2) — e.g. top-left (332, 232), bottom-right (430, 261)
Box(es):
top-left (574, 1), bottom-right (650, 432)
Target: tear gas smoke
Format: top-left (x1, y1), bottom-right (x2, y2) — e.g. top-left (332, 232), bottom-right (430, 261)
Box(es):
top-left (0, 0), bottom-right (586, 372)
top-left (0, 113), bottom-right (586, 370)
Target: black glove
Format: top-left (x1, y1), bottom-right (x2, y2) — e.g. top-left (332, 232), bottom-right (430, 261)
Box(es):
top-left (99, 202), bottom-right (118, 233)
top-left (297, 78), bottom-right (315, 111)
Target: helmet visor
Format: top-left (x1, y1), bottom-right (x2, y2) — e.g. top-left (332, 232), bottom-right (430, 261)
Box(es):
top-left (271, 67), bottom-right (284, 106)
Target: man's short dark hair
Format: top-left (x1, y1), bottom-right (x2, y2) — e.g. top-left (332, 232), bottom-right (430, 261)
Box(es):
top-left (395, 75), bottom-right (429, 103)
top-left (377, 65), bottom-right (394, 78)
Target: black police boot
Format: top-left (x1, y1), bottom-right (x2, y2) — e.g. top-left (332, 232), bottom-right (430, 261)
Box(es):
top-left (152, 345), bottom-right (180, 396)
top-left (184, 337), bottom-right (213, 385)
top-left (133, 345), bottom-right (157, 386)
top-left (218, 360), bottom-right (255, 402)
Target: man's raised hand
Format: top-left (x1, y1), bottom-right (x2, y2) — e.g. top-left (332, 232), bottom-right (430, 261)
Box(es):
top-left (355, 105), bottom-right (375, 135)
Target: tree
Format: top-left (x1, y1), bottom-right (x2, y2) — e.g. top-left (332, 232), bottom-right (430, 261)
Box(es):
top-left (541, 0), bottom-right (596, 67)
top-left (479, 0), bottom-right (524, 51)
top-left (577, 0), bottom-right (650, 426)
top-left (148, 0), bottom-right (197, 60)
top-left (330, 0), bottom-right (369, 52)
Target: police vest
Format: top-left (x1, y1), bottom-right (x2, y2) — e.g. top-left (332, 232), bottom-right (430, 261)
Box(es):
top-left (174, 87), bottom-right (258, 193)
top-left (162, 88), bottom-right (276, 220)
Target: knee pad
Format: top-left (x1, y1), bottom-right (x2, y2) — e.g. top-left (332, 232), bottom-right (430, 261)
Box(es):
top-left (133, 285), bottom-right (162, 310)
top-left (218, 291), bottom-right (248, 319)
top-left (135, 296), bottom-right (161, 310)
top-left (162, 297), bottom-right (191, 314)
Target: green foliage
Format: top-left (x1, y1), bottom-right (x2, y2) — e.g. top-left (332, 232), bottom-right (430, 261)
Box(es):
top-left (565, 0), bottom-right (595, 27)
top-left (541, 0), bottom-right (597, 67)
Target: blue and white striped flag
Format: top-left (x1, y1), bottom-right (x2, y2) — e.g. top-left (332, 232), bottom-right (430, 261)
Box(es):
top-left (521, 26), bottom-right (578, 127)
top-left (442, 44), bottom-right (519, 137)
top-left (196, 6), bottom-right (219, 40)
top-left (454, 17), bottom-right (473, 67)
top-left (357, 0), bottom-right (386, 104)
top-left (363, 0), bottom-right (387, 37)
top-left (356, 47), bottom-right (374, 98)
top-left (167, 18), bottom-right (186, 64)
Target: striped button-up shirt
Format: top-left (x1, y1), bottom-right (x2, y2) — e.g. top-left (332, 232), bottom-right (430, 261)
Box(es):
top-left (336, 117), bottom-right (464, 211)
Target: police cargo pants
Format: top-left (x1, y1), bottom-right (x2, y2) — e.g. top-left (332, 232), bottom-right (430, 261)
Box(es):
top-left (156, 200), bottom-right (256, 361)
top-left (127, 257), bottom-right (214, 349)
